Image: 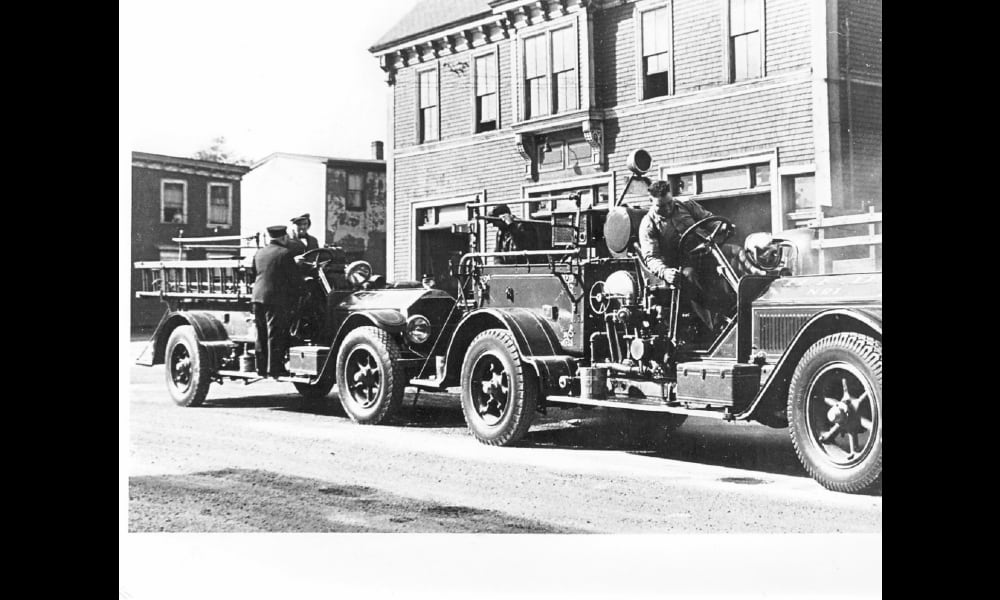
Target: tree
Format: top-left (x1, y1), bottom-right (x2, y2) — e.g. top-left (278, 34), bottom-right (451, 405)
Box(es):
top-left (192, 136), bottom-right (252, 165)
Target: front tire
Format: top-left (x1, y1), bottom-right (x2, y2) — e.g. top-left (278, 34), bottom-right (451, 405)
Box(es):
top-left (460, 329), bottom-right (538, 446)
top-left (335, 326), bottom-right (404, 424)
top-left (788, 332), bottom-right (882, 493)
top-left (164, 325), bottom-right (212, 407)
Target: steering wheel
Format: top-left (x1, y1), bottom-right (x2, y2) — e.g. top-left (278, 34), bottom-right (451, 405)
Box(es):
top-left (678, 216), bottom-right (735, 257)
top-left (345, 260), bottom-right (373, 286)
top-left (299, 247), bottom-right (339, 270)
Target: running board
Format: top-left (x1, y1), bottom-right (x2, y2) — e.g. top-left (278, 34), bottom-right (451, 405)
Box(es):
top-left (544, 395), bottom-right (730, 419)
top-left (216, 370), bottom-right (313, 384)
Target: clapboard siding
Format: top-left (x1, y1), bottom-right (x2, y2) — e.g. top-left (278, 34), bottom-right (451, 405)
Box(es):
top-left (606, 78), bottom-right (815, 188)
top-left (766, 0), bottom-right (811, 74)
top-left (391, 138), bottom-right (524, 280)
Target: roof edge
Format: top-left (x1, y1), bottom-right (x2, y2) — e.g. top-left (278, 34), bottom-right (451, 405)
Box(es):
top-left (369, 9), bottom-right (493, 54)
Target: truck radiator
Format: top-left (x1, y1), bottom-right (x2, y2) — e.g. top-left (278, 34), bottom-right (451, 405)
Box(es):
top-left (756, 312), bottom-right (811, 355)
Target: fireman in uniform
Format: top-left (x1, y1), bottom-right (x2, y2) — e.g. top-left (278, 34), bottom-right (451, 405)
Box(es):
top-left (289, 213), bottom-right (319, 255)
top-left (638, 179), bottom-right (733, 332)
top-left (252, 225), bottom-right (302, 377)
top-left (490, 204), bottom-right (539, 264)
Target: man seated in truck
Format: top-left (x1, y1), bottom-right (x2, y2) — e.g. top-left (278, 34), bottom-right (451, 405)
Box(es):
top-left (638, 180), bottom-right (734, 333)
top-left (490, 204), bottom-right (540, 264)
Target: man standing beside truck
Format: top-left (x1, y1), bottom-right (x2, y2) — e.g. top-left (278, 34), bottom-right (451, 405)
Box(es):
top-left (252, 225), bottom-right (302, 377)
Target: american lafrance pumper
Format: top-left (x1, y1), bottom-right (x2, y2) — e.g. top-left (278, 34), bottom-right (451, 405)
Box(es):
top-left (407, 148), bottom-right (881, 494)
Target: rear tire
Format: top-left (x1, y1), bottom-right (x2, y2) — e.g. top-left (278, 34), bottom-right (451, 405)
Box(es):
top-left (164, 325), bottom-right (212, 407)
top-left (460, 329), bottom-right (538, 446)
top-left (335, 326), bottom-right (404, 424)
top-left (788, 332), bottom-right (882, 494)
top-left (294, 379), bottom-right (334, 400)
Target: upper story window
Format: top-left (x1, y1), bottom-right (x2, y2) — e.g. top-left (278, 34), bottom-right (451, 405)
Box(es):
top-left (347, 173), bottom-right (366, 211)
top-left (161, 179), bottom-right (187, 224)
top-left (640, 4), bottom-right (672, 99)
top-left (418, 67), bottom-right (439, 143)
top-left (728, 0), bottom-right (763, 82)
top-left (474, 53), bottom-right (498, 133)
top-left (206, 182), bottom-right (232, 227)
top-left (523, 25), bottom-right (578, 120)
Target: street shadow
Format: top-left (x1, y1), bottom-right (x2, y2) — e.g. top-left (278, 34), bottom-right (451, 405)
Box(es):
top-left (525, 418), bottom-right (802, 476)
top-left (391, 403), bottom-right (467, 429)
top-left (200, 393), bottom-right (346, 418)
top-left (524, 417), bottom-right (882, 497)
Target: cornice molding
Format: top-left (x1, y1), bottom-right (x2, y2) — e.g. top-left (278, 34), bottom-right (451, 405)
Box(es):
top-left (374, 0), bottom-right (589, 83)
top-left (132, 160), bottom-right (245, 181)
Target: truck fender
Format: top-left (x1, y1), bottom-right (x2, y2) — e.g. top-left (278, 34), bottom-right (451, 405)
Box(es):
top-left (318, 310), bottom-right (408, 381)
top-left (439, 308), bottom-right (576, 396)
top-left (739, 308), bottom-right (882, 426)
top-left (146, 311), bottom-right (232, 372)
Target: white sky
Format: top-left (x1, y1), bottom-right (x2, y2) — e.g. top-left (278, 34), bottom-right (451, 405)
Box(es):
top-left (120, 0), bottom-right (423, 162)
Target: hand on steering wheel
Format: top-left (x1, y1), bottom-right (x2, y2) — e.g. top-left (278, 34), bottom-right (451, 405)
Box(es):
top-left (678, 216), bottom-right (735, 257)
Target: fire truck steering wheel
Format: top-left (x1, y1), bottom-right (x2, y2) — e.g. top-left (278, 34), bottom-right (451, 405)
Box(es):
top-left (678, 216), bottom-right (735, 257)
top-left (299, 247), bottom-right (339, 270)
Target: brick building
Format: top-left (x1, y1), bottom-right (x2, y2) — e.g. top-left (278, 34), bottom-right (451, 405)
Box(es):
top-left (240, 146), bottom-right (387, 276)
top-left (130, 152), bottom-right (250, 329)
top-left (369, 0), bottom-right (882, 283)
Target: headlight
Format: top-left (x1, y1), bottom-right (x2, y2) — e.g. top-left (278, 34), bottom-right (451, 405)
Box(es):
top-left (405, 314), bottom-right (431, 344)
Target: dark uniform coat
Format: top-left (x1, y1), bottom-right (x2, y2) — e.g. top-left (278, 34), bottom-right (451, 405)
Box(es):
top-left (252, 241), bottom-right (301, 307)
top-left (252, 240), bottom-right (302, 376)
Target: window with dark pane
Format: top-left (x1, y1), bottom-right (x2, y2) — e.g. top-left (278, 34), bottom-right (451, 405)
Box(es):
top-left (552, 27), bottom-right (577, 113)
top-left (475, 54), bottom-right (498, 132)
top-left (208, 183), bottom-right (231, 226)
top-left (642, 6), bottom-right (671, 99)
top-left (347, 173), bottom-right (365, 211)
top-left (729, 0), bottom-right (762, 82)
top-left (419, 69), bottom-right (439, 142)
top-left (524, 34), bottom-right (549, 119)
top-left (162, 181), bottom-right (185, 223)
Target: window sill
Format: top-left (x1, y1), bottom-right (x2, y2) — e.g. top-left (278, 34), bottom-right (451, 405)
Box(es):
top-left (511, 109), bottom-right (597, 134)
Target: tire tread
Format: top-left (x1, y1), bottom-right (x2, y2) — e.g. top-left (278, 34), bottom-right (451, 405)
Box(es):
top-left (788, 332), bottom-right (882, 494)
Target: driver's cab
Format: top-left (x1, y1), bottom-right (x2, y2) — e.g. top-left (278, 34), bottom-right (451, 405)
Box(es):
top-left (297, 247), bottom-right (377, 294)
top-left (608, 149), bottom-right (797, 350)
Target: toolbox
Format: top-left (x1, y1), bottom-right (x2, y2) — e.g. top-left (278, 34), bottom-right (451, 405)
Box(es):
top-left (287, 346), bottom-right (329, 376)
top-left (674, 361), bottom-right (761, 408)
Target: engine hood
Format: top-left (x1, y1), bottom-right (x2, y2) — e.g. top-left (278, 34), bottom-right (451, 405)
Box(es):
top-left (753, 272), bottom-right (882, 308)
top-left (335, 287), bottom-right (454, 313)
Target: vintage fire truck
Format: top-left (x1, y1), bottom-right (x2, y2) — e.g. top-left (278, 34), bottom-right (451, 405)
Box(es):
top-left (135, 149), bottom-right (881, 494)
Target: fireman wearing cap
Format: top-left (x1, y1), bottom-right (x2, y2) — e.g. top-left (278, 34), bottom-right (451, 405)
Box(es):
top-left (638, 179), bottom-right (733, 332)
top-left (289, 213), bottom-right (319, 255)
top-left (252, 225), bottom-right (302, 377)
top-left (490, 204), bottom-right (539, 264)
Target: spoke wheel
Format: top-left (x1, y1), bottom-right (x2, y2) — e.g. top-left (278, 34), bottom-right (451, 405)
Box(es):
top-left (788, 333), bottom-right (882, 494)
top-left (335, 326), bottom-right (404, 424)
top-left (460, 329), bottom-right (537, 446)
top-left (164, 325), bottom-right (211, 407)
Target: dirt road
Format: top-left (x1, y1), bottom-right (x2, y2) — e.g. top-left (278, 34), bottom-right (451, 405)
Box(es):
top-left (127, 344), bottom-right (881, 534)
